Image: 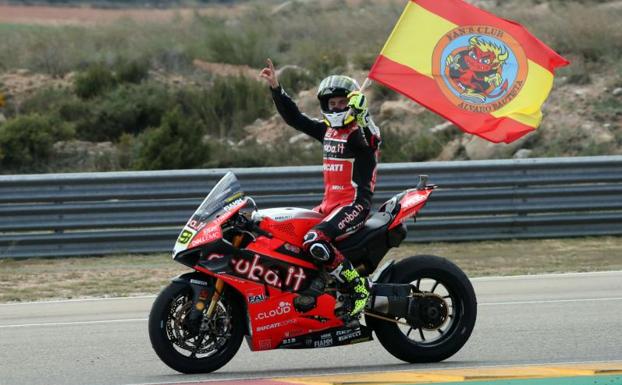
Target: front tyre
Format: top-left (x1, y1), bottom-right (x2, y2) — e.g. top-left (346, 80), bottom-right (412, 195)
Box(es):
top-left (367, 255), bottom-right (477, 363)
top-left (148, 281), bottom-right (244, 373)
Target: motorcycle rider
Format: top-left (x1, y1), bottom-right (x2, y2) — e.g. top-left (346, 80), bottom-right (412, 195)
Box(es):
top-left (259, 58), bottom-right (381, 319)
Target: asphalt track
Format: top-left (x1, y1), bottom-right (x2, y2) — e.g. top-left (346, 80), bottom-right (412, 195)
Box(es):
top-left (1, 271), bottom-right (621, 385)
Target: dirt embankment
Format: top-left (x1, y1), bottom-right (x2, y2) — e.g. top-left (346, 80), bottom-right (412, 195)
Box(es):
top-left (0, 4), bottom-right (246, 25)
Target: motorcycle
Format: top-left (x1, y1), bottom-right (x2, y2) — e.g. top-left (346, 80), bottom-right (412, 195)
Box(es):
top-left (148, 172), bottom-right (477, 373)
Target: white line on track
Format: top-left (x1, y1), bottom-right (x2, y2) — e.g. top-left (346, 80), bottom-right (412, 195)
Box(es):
top-left (0, 318), bottom-right (147, 329)
top-left (2, 296), bottom-right (622, 328)
top-left (0, 295), bottom-right (156, 306)
top-left (1, 271), bottom-right (620, 307)
top-left (479, 297), bottom-right (622, 306)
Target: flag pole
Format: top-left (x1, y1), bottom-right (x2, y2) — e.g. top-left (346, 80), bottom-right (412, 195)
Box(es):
top-left (346, 77), bottom-right (372, 122)
top-left (360, 77), bottom-right (372, 92)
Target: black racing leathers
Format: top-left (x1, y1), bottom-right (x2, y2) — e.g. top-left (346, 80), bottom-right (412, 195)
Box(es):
top-left (271, 86), bottom-right (381, 242)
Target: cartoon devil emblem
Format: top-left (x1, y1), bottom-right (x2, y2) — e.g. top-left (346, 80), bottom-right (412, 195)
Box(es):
top-left (445, 36), bottom-right (509, 103)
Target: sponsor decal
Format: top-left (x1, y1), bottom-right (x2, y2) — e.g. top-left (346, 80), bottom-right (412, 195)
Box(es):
top-left (223, 197), bottom-right (245, 212)
top-left (248, 294), bottom-right (265, 304)
top-left (207, 253), bottom-right (225, 261)
top-left (337, 203), bottom-right (365, 230)
top-left (258, 339), bottom-right (272, 350)
top-left (255, 319), bottom-right (295, 332)
top-left (323, 163), bottom-right (344, 172)
top-left (335, 328), bottom-right (355, 336)
top-left (400, 193), bottom-right (428, 210)
top-left (256, 301), bottom-right (291, 320)
top-left (189, 279), bottom-right (209, 286)
top-left (188, 223), bottom-right (222, 248)
top-left (187, 219), bottom-right (207, 231)
top-left (231, 254), bottom-right (307, 291)
top-left (331, 185), bottom-right (345, 191)
top-left (323, 142), bottom-right (346, 155)
top-left (313, 338), bottom-right (333, 348)
top-left (272, 215), bottom-right (294, 221)
top-left (337, 330), bottom-right (362, 342)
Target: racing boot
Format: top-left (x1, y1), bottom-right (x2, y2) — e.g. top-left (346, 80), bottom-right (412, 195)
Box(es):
top-left (330, 258), bottom-right (370, 320)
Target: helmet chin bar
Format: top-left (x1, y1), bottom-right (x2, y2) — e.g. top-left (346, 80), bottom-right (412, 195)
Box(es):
top-left (323, 110), bottom-right (351, 128)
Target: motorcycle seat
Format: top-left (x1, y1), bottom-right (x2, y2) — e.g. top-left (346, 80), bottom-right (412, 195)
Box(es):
top-left (336, 211), bottom-right (392, 251)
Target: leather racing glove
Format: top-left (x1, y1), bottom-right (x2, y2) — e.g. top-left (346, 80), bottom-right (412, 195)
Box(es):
top-left (347, 90), bottom-right (371, 128)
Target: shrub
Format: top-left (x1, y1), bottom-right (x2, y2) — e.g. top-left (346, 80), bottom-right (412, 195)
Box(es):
top-left (75, 82), bottom-right (173, 141)
top-left (203, 15), bottom-right (276, 68)
top-left (206, 138), bottom-right (321, 168)
top-left (74, 64), bottom-right (117, 99)
top-left (0, 114), bottom-right (75, 172)
top-left (278, 66), bottom-right (315, 95)
top-left (134, 108), bottom-right (209, 170)
top-left (114, 58), bottom-right (150, 84)
top-left (306, 50), bottom-right (348, 80)
top-left (506, 3), bottom-right (622, 63)
top-left (19, 87), bottom-right (75, 115)
top-left (401, 132), bottom-right (444, 162)
top-left (178, 75), bottom-right (273, 139)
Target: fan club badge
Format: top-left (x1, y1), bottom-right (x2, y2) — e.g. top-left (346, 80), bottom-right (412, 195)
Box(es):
top-left (433, 25), bottom-right (528, 113)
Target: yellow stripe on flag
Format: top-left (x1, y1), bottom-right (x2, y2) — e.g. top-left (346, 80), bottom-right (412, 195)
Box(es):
top-left (491, 60), bottom-right (554, 127)
top-left (381, 2), bottom-right (456, 78)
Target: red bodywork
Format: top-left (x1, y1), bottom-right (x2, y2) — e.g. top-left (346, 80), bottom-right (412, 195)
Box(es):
top-left (187, 189), bottom-right (432, 351)
top-left (389, 188), bottom-right (434, 230)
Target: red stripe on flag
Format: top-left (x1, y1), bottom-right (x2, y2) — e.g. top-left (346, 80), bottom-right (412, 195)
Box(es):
top-left (369, 55), bottom-right (535, 143)
top-left (412, 0), bottom-right (569, 71)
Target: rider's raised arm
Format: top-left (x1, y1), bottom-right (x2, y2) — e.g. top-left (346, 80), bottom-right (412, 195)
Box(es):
top-left (271, 86), bottom-right (327, 143)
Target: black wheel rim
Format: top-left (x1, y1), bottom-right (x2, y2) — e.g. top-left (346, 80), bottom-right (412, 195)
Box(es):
top-left (165, 289), bottom-right (234, 359)
top-left (396, 277), bottom-right (461, 347)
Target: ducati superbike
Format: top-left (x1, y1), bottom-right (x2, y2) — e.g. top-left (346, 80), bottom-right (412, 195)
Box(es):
top-left (149, 172), bottom-right (477, 373)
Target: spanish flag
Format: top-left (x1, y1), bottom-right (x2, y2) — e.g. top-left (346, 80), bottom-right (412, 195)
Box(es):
top-left (368, 0), bottom-right (569, 144)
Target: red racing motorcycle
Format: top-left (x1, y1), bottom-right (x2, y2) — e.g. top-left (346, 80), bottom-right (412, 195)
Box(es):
top-left (148, 172), bottom-right (477, 373)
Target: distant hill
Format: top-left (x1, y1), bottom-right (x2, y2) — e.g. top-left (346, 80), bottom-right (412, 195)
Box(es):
top-left (2, 0), bottom-right (245, 7)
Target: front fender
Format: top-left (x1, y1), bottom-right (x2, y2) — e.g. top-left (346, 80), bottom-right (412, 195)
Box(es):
top-left (172, 271), bottom-right (215, 288)
top-left (170, 271), bottom-right (251, 337)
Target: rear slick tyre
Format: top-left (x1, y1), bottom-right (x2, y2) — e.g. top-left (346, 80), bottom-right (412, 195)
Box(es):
top-left (148, 282), bottom-right (244, 373)
top-left (367, 255), bottom-right (477, 363)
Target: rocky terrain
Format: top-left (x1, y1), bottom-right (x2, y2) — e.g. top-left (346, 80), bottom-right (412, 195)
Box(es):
top-left (0, 0), bottom-right (620, 173)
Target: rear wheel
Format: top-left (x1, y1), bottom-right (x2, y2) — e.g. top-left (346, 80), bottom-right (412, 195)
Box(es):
top-left (148, 281), bottom-right (244, 373)
top-left (367, 255), bottom-right (477, 363)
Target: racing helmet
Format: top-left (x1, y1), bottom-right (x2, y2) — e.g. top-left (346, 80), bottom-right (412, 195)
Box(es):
top-left (317, 75), bottom-right (360, 128)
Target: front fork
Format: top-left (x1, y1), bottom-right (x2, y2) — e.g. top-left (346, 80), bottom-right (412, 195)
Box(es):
top-left (187, 235), bottom-right (243, 331)
top-left (206, 279), bottom-right (225, 317)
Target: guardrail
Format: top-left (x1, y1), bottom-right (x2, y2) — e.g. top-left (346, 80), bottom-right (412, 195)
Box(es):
top-left (1, 155), bottom-right (621, 258)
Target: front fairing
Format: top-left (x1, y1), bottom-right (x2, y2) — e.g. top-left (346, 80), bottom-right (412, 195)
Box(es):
top-left (173, 172), bottom-right (246, 257)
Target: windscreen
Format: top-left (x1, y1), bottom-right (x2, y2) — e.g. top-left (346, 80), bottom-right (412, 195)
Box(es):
top-left (191, 172), bottom-right (245, 223)
top-left (173, 172), bottom-right (245, 257)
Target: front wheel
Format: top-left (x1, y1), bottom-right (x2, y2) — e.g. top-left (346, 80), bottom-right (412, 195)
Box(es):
top-left (148, 281), bottom-right (245, 373)
top-left (367, 255), bottom-right (477, 363)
